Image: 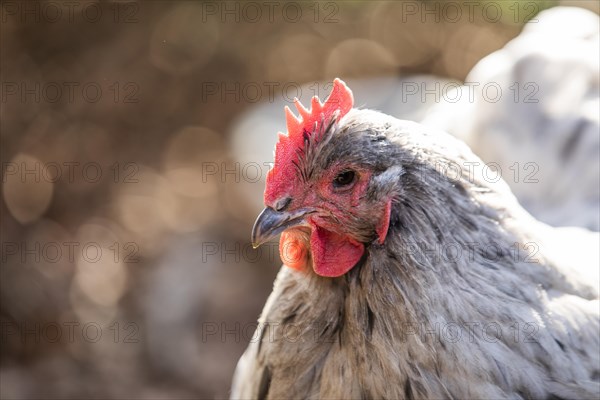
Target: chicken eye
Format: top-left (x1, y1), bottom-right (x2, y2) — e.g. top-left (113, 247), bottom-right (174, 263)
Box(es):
top-left (333, 170), bottom-right (356, 189)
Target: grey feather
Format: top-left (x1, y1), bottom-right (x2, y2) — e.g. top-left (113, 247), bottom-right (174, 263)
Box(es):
top-left (231, 109), bottom-right (600, 399)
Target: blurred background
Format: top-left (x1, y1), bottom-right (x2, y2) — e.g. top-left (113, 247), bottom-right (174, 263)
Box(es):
top-left (1, 1), bottom-right (599, 398)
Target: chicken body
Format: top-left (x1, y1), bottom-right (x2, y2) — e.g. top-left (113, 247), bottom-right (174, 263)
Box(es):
top-left (232, 108), bottom-right (600, 399)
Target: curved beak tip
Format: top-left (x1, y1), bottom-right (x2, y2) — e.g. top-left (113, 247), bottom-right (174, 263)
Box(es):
top-left (250, 207), bottom-right (278, 249)
top-left (251, 206), bottom-right (311, 249)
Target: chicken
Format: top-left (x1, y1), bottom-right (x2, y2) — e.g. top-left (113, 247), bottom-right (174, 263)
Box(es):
top-left (231, 78), bottom-right (600, 399)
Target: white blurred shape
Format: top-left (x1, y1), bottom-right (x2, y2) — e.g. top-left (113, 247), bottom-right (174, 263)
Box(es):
top-left (3, 153), bottom-right (53, 224)
top-left (72, 221), bottom-right (128, 307)
top-left (423, 7), bottom-right (600, 230)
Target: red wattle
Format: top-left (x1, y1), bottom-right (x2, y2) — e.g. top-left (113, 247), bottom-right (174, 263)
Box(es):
top-left (310, 225), bottom-right (364, 277)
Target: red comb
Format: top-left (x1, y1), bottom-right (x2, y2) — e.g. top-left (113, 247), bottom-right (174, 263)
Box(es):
top-left (264, 78), bottom-right (354, 205)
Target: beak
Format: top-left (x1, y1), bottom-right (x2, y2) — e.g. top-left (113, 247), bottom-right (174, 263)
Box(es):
top-left (251, 206), bottom-right (312, 248)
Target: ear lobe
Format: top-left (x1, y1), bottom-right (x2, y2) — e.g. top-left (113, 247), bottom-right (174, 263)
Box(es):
top-left (376, 199), bottom-right (392, 244)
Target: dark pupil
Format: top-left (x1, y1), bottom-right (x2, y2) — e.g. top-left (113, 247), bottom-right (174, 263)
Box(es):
top-left (334, 170), bottom-right (355, 186)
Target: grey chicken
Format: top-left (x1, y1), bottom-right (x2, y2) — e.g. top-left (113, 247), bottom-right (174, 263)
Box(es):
top-left (231, 78), bottom-right (600, 399)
